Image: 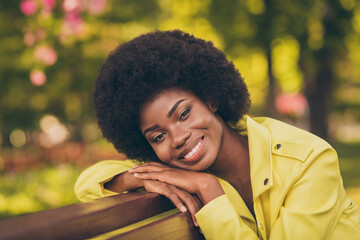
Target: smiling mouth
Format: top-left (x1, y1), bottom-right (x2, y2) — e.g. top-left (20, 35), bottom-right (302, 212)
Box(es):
top-left (180, 136), bottom-right (204, 162)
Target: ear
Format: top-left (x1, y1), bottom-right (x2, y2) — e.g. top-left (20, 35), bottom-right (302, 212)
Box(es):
top-left (207, 101), bottom-right (219, 113)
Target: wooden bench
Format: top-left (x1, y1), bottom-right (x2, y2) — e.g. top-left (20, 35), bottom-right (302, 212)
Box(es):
top-left (0, 192), bottom-right (204, 240)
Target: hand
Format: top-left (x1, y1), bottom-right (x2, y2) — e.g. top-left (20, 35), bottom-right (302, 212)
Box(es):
top-left (142, 179), bottom-right (202, 226)
top-left (128, 162), bottom-right (225, 205)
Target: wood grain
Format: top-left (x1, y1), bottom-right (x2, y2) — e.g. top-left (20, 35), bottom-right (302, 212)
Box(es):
top-left (0, 192), bottom-right (174, 240)
top-left (110, 212), bottom-right (205, 240)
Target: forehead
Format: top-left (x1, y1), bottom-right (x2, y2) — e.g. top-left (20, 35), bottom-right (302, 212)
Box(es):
top-left (142, 88), bottom-right (194, 111)
top-left (139, 88), bottom-right (199, 125)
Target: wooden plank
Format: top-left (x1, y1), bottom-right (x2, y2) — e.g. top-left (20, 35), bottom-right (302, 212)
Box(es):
top-left (0, 192), bottom-right (174, 240)
top-left (110, 212), bottom-right (205, 240)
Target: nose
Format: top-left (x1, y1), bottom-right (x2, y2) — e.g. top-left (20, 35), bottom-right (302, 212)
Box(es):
top-left (170, 126), bottom-right (190, 149)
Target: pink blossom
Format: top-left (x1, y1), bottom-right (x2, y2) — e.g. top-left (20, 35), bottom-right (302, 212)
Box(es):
top-left (41, 8), bottom-right (52, 18)
top-left (24, 33), bottom-right (36, 46)
top-left (42, 0), bottom-right (56, 11)
top-left (30, 70), bottom-right (46, 86)
top-left (34, 46), bottom-right (58, 66)
top-left (83, 0), bottom-right (107, 15)
top-left (275, 93), bottom-right (308, 117)
top-left (62, 13), bottom-right (84, 35)
top-left (20, 0), bottom-right (38, 16)
top-left (63, 0), bottom-right (82, 13)
top-left (35, 28), bottom-right (47, 41)
top-left (41, 0), bottom-right (56, 16)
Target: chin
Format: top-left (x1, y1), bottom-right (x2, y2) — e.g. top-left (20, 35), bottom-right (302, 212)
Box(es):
top-left (183, 157), bottom-right (216, 172)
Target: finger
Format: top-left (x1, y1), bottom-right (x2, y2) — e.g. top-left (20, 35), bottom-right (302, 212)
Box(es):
top-left (133, 171), bottom-right (176, 183)
top-left (135, 162), bottom-right (168, 168)
top-left (129, 164), bottom-right (170, 173)
top-left (192, 195), bottom-right (202, 213)
top-left (184, 197), bottom-right (200, 227)
top-left (183, 196), bottom-right (199, 227)
top-left (138, 161), bottom-right (175, 169)
top-left (132, 172), bottom-right (161, 181)
top-left (169, 186), bottom-right (202, 227)
top-left (143, 180), bottom-right (188, 213)
top-left (130, 162), bottom-right (163, 170)
top-left (160, 189), bottom-right (188, 213)
top-left (193, 196), bottom-right (202, 227)
top-left (146, 162), bottom-right (182, 170)
top-left (147, 161), bottom-right (169, 167)
top-left (132, 170), bottom-right (198, 195)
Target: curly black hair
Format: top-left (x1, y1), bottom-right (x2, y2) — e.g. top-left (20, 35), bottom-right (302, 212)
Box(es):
top-left (94, 30), bottom-right (251, 162)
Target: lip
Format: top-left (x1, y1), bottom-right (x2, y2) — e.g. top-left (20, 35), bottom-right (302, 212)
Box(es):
top-left (178, 136), bottom-right (205, 163)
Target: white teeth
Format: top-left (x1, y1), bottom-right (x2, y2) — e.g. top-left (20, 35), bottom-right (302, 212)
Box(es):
top-left (184, 140), bottom-right (202, 159)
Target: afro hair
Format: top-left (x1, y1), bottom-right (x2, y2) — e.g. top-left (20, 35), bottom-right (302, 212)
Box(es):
top-left (94, 30), bottom-right (251, 162)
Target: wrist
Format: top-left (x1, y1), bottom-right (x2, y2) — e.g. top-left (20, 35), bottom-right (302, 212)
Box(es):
top-left (196, 174), bottom-right (224, 205)
top-left (105, 171), bottom-right (144, 192)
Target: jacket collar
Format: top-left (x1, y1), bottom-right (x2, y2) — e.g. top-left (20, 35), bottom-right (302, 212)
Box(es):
top-left (234, 116), bottom-right (273, 199)
top-left (217, 116), bottom-right (273, 222)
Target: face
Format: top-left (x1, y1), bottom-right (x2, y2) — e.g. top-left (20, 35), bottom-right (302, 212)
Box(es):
top-left (139, 88), bottom-right (224, 171)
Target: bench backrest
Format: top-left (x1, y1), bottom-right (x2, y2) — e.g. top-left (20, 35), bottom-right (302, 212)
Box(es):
top-left (0, 192), bottom-right (204, 240)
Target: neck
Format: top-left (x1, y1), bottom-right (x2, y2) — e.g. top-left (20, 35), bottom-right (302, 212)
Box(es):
top-left (209, 117), bottom-right (250, 184)
top-left (208, 116), bottom-right (254, 216)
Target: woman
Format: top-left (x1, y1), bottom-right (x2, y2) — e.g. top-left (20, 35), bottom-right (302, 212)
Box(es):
top-left (75, 30), bottom-right (360, 239)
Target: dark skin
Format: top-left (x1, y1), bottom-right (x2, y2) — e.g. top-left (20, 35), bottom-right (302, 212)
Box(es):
top-left (208, 129), bottom-right (254, 216)
top-left (105, 88), bottom-right (254, 225)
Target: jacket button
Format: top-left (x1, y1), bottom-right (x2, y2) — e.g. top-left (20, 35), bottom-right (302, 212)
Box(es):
top-left (274, 143), bottom-right (281, 150)
top-left (259, 223), bottom-right (264, 230)
top-left (264, 178), bottom-right (269, 185)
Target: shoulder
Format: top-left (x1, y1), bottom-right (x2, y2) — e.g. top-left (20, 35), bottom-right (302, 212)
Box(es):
top-left (253, 117), bottom-right (336, 163)
top-left (250, 117), bottom-right (341, 197)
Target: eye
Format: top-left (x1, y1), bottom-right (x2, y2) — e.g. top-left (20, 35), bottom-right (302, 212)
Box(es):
top-left (179, 108), bottom-right (190, 121)
top-left (152, 133), bottom-right (165, 143)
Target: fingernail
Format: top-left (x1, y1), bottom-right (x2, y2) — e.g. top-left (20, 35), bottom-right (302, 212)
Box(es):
top-left (180, 206), bottom-right (187, 212)
top-left (133, 173), bottom-right (139, 177)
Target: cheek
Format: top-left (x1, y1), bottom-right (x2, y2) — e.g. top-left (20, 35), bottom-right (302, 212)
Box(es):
top-left (189, 109), bottom-right (215, 128)
top-left (200, 113), bottom-right (223, 144)
top-left (194, 111), bottom-right (221, 132)
top-left (152, 144), bottom-right (171, 161)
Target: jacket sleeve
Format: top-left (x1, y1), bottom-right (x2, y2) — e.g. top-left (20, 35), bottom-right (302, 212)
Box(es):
top-left (195, 195), bottom-right (260, 239)
top-left (195, 145), bottom-right (354, 240)
top-left (74, 160), bottom-right (137, 202)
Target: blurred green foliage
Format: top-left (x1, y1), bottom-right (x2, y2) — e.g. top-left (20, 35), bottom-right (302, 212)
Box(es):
top-left (1, 0), bottom-right (360, 144)
top-left (336, 142), bottom-right (360, 187)
top-left (0, 164), bottom-right (80, 220)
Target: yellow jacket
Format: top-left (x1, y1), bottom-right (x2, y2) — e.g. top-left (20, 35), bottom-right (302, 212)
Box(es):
top-left (74, 116), bottom-right (360, 239)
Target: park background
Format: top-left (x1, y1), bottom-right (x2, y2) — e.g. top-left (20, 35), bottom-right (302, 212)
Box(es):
top-left (0, 0), bottom-right (360, 220)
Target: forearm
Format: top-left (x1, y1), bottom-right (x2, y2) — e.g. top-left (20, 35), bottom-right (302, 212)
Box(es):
top-left (74, 160), bottom-right (137, 202)
top-left (104, 171), bottom-right (144, 193)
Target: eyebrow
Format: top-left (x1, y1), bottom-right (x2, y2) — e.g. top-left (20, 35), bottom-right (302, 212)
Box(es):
top-left (167, 99), bottom-right (185, 118)
top-left (143, 124), bottom-right (160, 136)
top-left (143, 99), bottom-right (186, 136)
